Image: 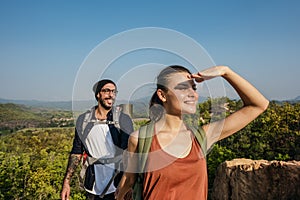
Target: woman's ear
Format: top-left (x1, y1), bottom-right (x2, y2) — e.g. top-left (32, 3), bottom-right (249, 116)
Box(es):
top-left (157, 89), bottom-right (167, 102)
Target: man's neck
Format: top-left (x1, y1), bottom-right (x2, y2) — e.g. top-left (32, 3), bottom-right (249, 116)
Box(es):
top-left (95, 105), bottom-right (111, 121)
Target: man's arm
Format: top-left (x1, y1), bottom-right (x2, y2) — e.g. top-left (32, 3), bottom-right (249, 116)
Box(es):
top-left (61, 128), bottom-right (84, 200)
top-left (64, 153), bottom-right (83, 183)
top-left (61, 153), bottom-right (82, 200)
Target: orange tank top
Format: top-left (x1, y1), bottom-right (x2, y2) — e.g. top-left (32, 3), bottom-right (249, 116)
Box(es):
top-left (143, 133), bottom-right (208, 200)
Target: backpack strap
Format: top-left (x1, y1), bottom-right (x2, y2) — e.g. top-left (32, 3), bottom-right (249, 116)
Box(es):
top-left (81, 108), bottom-right (93, 135)
top-left (87, 154), bottom-right (123, 165)
top-left (138, 122), bottom-right (154, 172)
top-left (133, 122), bottom-right (154, 200)
top-left (80, 106), bottom-right (121, 141)
top-left (188, 126), bottom-right (207, 157)
top-left (99, 159), bottom-right (122, 198)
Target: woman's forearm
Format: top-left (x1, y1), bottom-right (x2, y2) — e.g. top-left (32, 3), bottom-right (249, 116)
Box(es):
top-left (222, 66), bottom-right (269, 111)
top-left (197, 66), bottom-right (269, 145)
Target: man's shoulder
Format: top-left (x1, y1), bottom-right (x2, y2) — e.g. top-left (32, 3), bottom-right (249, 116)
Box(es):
top-left (119, 112), bottom-right (133, 125)
top-left (119, 112), bottom-right (131, 119)
top-left (76, 107), bottom-right (95, 124)
top-left (78, 109), bottom-right (92, 117)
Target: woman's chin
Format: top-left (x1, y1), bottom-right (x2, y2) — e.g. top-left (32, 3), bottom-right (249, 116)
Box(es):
top-left (182, 108), bottom-right (197, 114)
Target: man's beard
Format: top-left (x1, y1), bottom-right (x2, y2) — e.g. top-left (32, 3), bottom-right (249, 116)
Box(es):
top-left (99, 98), bottom-right (114, 110)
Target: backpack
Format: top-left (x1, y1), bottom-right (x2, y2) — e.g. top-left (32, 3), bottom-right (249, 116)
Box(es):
top-left (78, 106), bottom-right (131, 198)
top-left (132, 122), bottom-right (207, 200)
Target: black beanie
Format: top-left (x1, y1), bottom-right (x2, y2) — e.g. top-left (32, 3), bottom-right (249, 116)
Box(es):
top-left (92, 79), bottom-right (116, 101)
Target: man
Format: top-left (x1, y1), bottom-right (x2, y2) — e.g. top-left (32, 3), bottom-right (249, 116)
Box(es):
top-left (61, 79), bottom-right (133, 200)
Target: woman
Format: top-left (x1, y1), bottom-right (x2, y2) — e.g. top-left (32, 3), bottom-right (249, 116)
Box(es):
top-left (115, 65), bottom-right (269, 200)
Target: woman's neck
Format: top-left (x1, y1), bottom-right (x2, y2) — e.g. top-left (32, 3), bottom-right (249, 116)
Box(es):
top-left (156, 113), bottom-right (186, 133)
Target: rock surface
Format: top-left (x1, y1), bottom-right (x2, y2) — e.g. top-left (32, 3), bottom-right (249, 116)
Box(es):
top-left (211, 158), bottom-right (300, 200)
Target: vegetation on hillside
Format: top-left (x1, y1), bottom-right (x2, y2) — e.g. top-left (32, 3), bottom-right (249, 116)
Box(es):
top-left (0, 103), bottom-right (74, 135)
top-left (0, 99), bottom-right (299, 199)
top-left (0, 128), bottom-right (85, 199)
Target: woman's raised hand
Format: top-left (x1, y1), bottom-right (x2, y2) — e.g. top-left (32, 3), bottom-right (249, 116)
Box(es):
top-left (189, 66), bottom-right (228, 82)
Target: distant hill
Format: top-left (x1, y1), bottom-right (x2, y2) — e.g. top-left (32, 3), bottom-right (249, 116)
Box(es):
top-left (0, 98), bottom-right (147, 111)
top-left (0, 103), bottom-right (47, 122)
top-left (271, 96), bottom-right (300, 104)
top-left (1, 94), bottom-right (299, 113)
top-left (294, 96), bottom-right (300, 101)
top-left (0, 103), bottom-right (74, 134)
top-left (289, 96), bottom-right (300, 104)
top-left (0, 98), bottom-right (72, 110)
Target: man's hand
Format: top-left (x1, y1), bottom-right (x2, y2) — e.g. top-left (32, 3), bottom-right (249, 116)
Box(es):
top-left (61, 154), bottom-right (82, 200)
top-left (61, 181), bottom-right (71, 200)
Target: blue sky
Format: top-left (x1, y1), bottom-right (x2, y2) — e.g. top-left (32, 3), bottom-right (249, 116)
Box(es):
top-left (0, 0), bottom-right (299, 101)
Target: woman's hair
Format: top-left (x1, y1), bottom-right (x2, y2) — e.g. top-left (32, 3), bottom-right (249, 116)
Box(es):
top-left (149, 65), bottom-right (192, 122)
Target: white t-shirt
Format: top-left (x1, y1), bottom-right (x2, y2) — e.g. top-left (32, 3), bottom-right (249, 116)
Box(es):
top-left (84, 122), bottom-right (116, 195)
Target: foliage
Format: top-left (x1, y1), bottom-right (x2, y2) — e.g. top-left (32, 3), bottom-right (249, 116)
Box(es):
top-left (0, 99), bottom-right (299, 199)
top-left (133, 119), bottom-right (150, 131)
top-left (205, 100), bottom-right (300, 191)
top-left (0, 127), bottom-right (84, 200)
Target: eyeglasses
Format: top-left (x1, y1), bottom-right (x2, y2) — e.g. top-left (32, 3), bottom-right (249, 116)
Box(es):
top-left (100, 88), bottom-right (118, 95)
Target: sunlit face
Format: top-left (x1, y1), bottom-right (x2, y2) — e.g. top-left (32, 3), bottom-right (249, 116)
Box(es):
top-left (162, 72), bottom-right (198, 115)
top-left (96, 83), bottom-right (117, 110)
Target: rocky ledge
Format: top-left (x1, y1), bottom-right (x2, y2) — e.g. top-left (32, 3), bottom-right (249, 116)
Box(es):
top-left (211, 158), bottom-right (300, 200)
